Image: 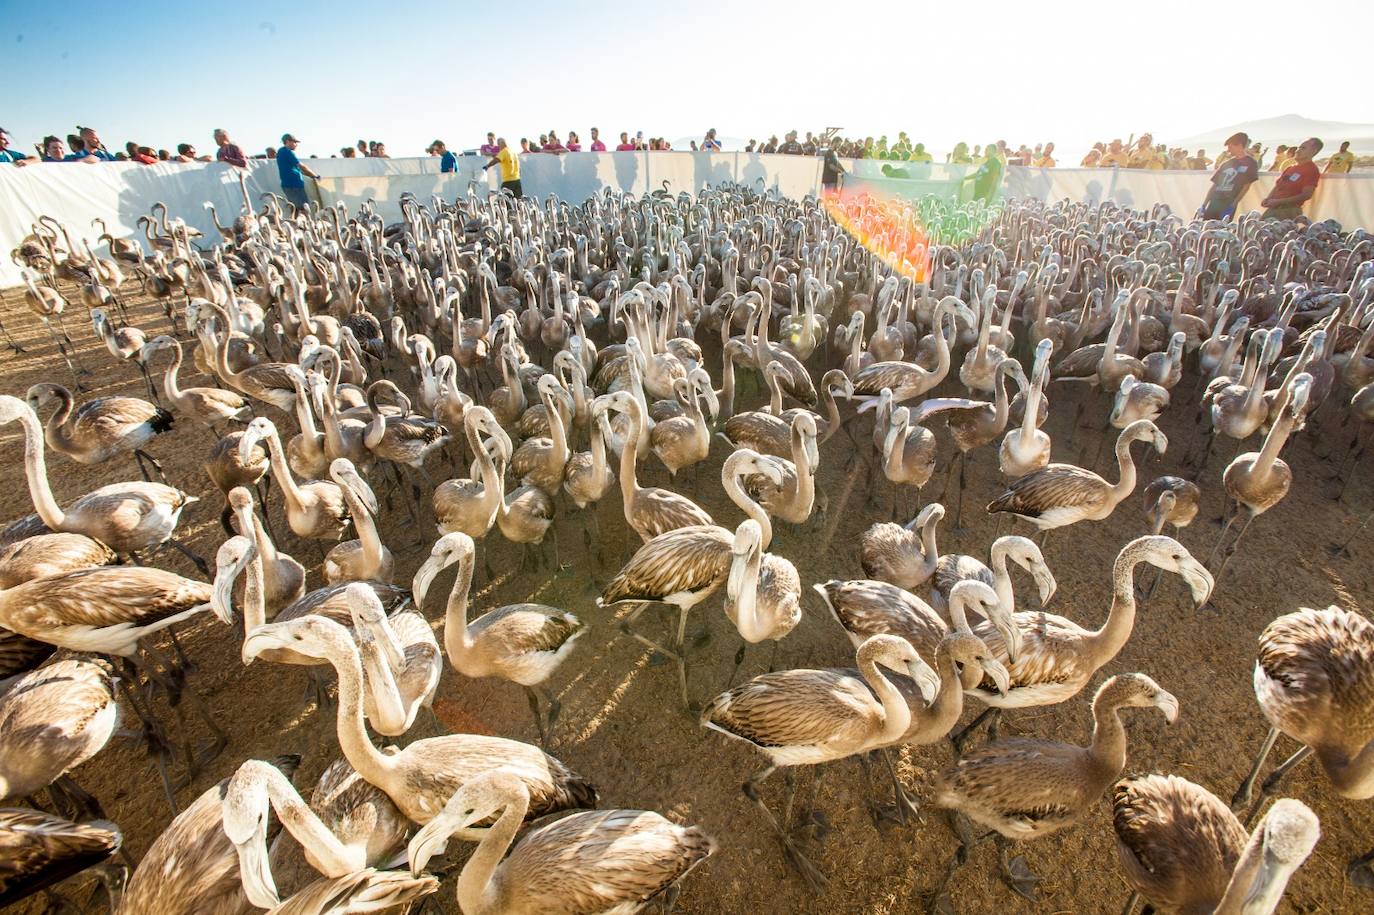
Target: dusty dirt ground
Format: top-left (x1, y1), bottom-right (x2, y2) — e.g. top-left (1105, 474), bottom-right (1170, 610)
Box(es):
top-left (0, 282), bottom-right (1371, 915)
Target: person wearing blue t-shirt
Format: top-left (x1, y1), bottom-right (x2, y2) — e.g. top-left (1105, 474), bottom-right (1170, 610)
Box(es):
top-left (433, 139), bottom-right (457, 173)
top-left (276, 133), bottom-right (322, 212)
top-left (0, 128), bottom-right (33, 165)
top-left (75, 126), bottom-right (118, 161)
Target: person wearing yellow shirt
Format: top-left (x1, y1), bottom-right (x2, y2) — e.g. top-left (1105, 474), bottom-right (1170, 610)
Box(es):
top-left (1034, 141), bottom-right (1056, 167)
top-left (1187, 148), bottom-right (1212, 170)
top-left (1099, 139), bottom-right (1130, 167)
top-left (907, 142), bottom-right (933, 163)
top-left (1325, 140), bottom-right (1356, 174)
top-left (482, 136), bottom-right (522, 198)
top-left (949, 141), bottom-right (973, 165)
top-left (1126, 135), bottom-right (1157, 168)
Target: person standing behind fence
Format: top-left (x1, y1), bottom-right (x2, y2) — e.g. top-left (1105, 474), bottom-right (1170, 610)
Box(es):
top-left (76, 126), bottom-right (117, 161)
top-left (0, 128), bottom-right (31, 166)
top-left (1198, 132), bottom-right (1258, 221)
top-left (276, 133), bottom-right (321, 213)
top-left (432, 140), bottom-right (457, 173)
top-left (1325, 140), bottom-right (1355, 174)
top-left (483, 136), bottom-right (522, 198)
top-left (1261, 137), bottom-right (1322, 220)
top-left (589, 128), bottom-right (606, 152)
top-left (702, 128), bottom-right (721, 151)
top-left (213, 128), bottom-right (248, 167)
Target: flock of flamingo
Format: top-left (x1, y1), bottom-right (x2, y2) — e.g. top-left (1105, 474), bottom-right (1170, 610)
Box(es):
top-left (0, 180), bottom-right (1369, 914)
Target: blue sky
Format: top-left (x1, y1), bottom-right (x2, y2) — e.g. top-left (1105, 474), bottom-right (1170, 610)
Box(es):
top-left (5, 0), bottom-right (1371, 160)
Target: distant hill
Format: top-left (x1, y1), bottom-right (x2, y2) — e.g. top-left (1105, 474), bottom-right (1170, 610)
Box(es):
top-left (1170, 114), bottom-right (1374, 155)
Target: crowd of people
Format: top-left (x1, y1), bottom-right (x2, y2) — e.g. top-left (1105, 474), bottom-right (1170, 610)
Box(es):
top-left (1079, 132), bottom-right (1360, 175)
top-left (1, 121), bottom-right (1362, 223)
top-left (2, 123), bottom-right (1365, 176)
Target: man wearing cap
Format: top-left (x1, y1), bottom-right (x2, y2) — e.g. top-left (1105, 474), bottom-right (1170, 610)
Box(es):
top-left (276, 133), bottom-right (322, 212)
top-left (433, 140), bottom-right (457, 173)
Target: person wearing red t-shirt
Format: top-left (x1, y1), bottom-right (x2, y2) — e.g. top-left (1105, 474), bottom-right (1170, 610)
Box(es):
top-left (1261, 137), bottom-right (1322, 220)
top-left (614, 131), bottom-right (636, 152)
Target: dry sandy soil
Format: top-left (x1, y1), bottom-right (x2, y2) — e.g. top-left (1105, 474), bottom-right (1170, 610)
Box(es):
top-left (0, 283), bottom-right (1370, 915)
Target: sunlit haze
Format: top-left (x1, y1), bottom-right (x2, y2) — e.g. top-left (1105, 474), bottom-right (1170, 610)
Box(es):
top-left (5, 0), bottom-right (1371, 160)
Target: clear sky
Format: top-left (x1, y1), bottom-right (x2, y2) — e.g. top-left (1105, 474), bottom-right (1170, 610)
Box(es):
top-left (4, 0), bottom-right (1371, 160)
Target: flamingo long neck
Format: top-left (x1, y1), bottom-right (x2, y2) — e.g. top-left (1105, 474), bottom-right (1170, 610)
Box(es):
top-left (457, 788), bottom-right (527, 915)
top-left (883, 411), bottom-right (907, 479)
top-left (1020, 371), bottom-right (1043, 438)
top-left (41, 393), bottom-right (79, 456)
top-left (791, 431), bottom-right (815, 510)
top-left (924, 641), bottom-right (968, 737)
top-left (294, 382), bottom-right (322, 445)
top-left (476, 428), bottom-right (504, 524)
top-left (858, 651), bottom-right (912, 747)
top-left (920, 512), bottom-right (941, 578)
top-left (754, 289), bottom-right (773, 366)
top-left (363, 389), bottom-right (388, 450)
top-left (1088, 548), bottom-right (1144, 666)
top-left (1086, 694), bottom-right (1130, 782)
top-left (724, 467), bottom-right (773, 548)
top-left (546, 390), bottom-right (569, 465)
top-left (348, 486), bottom-right (386, 574)
top-left (992, 367), bottom-right (1012, 430)
top-left (1252, 407), bottom-right (1297, 478)
top-left (1213, 819), bottom-right (1272, 915)
top-left (259, 766), bottom-right (364, 874)
top-left (719, 347), bottom-right (737, 419)
top-left (931, 312), bottom-right (953, 380)
top-left (15, 408), bottom-right (64, 529)
top-left (261, 427), bottom-right (307, 512)
top-left (767, 370), bottom-right (784, 415)
top-left (618, 398), bottom-right (644, 506)
top-left (1108, 434), bottom-right (1140, 506)
top-left (988, 548), bottom-right (1015, 614)
top-left (241, 523), bottom-right (268, 631)
top-left (162, 340), bottom-right (187, 403)
top-left (213, 319), bottom-right (245, 387)
top-left (589, 414), bottom-right (609, 486)
top-left (324, 632), bottom-right (398, 789)
top-left (819, 383), bottom-right (841, 443)
top-left (444, 548), bottom-right (477, 662)
top-left (731, 547), bottom-right (769, 642)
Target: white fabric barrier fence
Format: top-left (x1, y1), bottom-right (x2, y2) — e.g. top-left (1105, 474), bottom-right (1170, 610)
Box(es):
top-left (0, 152), bottom-right (820, 287)
top-left (3, 153), bottom-right (1371, 289)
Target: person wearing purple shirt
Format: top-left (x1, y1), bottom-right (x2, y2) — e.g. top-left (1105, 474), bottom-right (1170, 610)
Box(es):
top-left (213, 128), bottom-right (248, 167)
top-left (589, 127), bottom-right (606, 152)
top-left (479, 131), bottom-right (499, 157)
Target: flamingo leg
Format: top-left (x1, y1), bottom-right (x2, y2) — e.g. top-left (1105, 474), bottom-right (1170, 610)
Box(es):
top-left (741, 765), bottom-right (828, 891)
top-left (1231, 726), bottom-right (1279, 808)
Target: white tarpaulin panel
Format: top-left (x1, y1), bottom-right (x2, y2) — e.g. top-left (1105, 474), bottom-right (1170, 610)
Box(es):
top-left (0, 161), bottom-right (275, 286)
top-left (3, 153), bottom-right (1371, 288)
